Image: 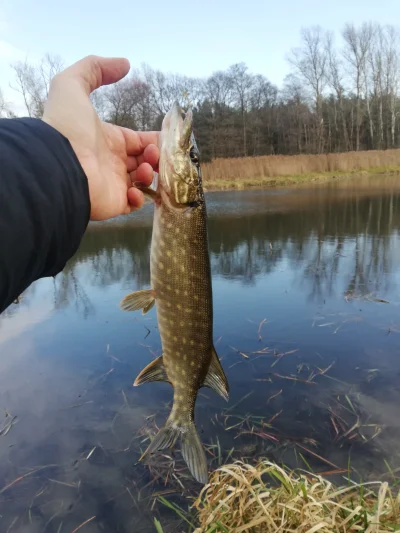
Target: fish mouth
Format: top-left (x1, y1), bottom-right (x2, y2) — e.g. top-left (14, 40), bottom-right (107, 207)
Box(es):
top-left (161, 101), bottom-right (190, 146)
top-left (158, 101), bottom-right (196, 207)
top-left (163, 101), bottom-right (183, 126)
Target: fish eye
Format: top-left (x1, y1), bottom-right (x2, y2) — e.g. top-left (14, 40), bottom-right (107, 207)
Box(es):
top-left (189, 146), bottom-right (199, 166)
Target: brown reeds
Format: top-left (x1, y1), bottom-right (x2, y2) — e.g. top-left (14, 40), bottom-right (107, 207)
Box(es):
top-left (202, 149), bottom-right (400, 189)
top-left (193, 460), bottom-right (400, 532)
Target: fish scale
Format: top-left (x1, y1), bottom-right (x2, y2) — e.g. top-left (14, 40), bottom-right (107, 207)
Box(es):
top-left (151, 195), bottom-right (212, 415)
top-left (120, 102), bottom-right (229, 484)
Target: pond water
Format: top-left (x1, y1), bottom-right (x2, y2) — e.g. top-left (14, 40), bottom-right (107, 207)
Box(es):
top-left (1, 176), bottom-right (400, 532)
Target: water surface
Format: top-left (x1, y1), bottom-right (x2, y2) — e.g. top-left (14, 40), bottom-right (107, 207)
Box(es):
top-left (1, 176), bottom-right (400, 532)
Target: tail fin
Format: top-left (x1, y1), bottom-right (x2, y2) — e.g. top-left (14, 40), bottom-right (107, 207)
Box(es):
top-left (180, 421), bottom-right (208, 484)
top-left (139, 415), bottom-right (208, 484)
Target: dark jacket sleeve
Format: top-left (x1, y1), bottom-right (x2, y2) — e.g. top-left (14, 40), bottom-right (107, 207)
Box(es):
top-left (0, 118), bottom-right (90, 313)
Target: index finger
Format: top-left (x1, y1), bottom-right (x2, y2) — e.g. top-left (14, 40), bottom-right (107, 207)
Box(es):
top-left (120, 127), bottom-right (160, 155)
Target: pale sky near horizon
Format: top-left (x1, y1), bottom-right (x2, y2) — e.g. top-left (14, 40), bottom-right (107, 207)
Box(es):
top-left (0, 0), bottom-right (399, 115)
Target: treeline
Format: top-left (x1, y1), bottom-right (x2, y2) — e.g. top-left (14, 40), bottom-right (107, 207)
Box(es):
top-left (2, 22), bottom-right (400, 161)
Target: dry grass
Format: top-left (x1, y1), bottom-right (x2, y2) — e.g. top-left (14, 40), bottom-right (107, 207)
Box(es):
top-left (202, 149), bottom-right (400, 190)
top-left (192, 460), bottom-right (400, 532)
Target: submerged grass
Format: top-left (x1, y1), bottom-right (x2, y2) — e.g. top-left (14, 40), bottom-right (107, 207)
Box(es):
top-left (191, 460), bottom-right (400, 532)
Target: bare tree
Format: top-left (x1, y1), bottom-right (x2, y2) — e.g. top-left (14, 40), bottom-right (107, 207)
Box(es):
top-left (39, 53), bottom-right (64, 100)
top-left (382, 26), bottom-right (400, 147)
top-left (249, 74), bottom-right (278, 155)
top-left (10, 60), bottom-right (41, 117)
top-left (288, 26), bottom-right (329, 153)
top-left (90, 88), bottom-right (107, 121)
top-left (228, 63), bottom-right (254, 156)
top-left (0, 88), bottom-right (10, 117)
top-left (369, 25), bottom-right (385, 148)
top-left (10, 54), bottom-right (63, 117)
top-left (4, 26), bottom-right (400, 159)
top-left (282, 75), bottom-right (312, 153)
top-left (101, 77), bottom-right (139, 128)
top-left (342, 23), bottom-right (375, 150)
top-left (326, 33), bottom-right (350, 151)
top-left (141, 64), bottom-right (201, 117)
top-left (204, 70), bottom-right (234, 158)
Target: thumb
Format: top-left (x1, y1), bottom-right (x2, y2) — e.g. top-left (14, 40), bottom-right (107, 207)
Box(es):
top-left (51, 55), bottom-right (131, 96)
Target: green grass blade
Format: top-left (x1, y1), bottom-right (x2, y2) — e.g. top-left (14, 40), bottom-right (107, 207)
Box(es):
top-left (299, 453), bottom-right (312, 472)
top-left (154, 517), bottom-right (164, 533)
top-left (157, 496), bottom-right (196, 528)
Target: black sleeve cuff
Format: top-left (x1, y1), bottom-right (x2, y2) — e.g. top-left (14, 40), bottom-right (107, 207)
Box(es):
top-left (0, 117), bottom-right (91, 313)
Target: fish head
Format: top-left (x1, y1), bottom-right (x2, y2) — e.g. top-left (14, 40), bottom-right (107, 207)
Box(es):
top-left (158, 101), bottom-right (201, 206)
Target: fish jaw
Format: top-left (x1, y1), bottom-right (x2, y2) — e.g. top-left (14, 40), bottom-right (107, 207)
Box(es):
top-left (158, 101), bottom-right (201, 206)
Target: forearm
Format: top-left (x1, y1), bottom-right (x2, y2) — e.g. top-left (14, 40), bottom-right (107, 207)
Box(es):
top-left (0, 118), bottom-right (90, 313)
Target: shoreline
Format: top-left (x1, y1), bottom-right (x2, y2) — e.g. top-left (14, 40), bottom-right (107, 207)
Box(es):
top-left (203, 166), bottom-right (400, 192)
top-left (86, 170), bottom-right (400, 231)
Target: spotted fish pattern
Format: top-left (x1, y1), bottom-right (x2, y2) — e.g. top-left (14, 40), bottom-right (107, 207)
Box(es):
top-left (120, 102), bottom-right (229, 484)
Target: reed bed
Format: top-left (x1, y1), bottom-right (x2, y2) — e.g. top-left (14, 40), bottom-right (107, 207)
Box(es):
top-left (192, 460), bottom-right (400, 532)
top-left (201, 149), bottom-right (400, 189)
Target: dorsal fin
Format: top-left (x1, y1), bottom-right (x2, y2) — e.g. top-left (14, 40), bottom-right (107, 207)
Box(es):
top-left (202, 347), bottom-right (229, 401)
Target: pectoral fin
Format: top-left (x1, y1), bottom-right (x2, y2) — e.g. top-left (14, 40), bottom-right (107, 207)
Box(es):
top-left (134, 355), bottom-right (169, 386)
top-left (120, 289), bottom-right (155, 314)
top-left (203, 347), bottom-right (229, 401)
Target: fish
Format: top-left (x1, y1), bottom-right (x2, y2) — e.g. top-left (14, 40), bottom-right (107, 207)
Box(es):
top-left (120, 102), bottom-right (229, 484)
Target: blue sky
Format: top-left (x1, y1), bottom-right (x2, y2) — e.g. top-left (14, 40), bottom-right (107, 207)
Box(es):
top-left (0, 0), bottom-right (398, 114)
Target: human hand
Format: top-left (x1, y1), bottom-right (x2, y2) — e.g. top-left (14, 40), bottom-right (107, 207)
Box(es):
top-left (42, 55), bottom-right (159, 221)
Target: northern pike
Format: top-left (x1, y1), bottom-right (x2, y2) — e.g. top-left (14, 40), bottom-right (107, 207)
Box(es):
top-left (120, 102), bottom-right (229, 484)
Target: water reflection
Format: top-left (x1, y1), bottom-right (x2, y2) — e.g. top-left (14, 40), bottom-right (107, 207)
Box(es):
top-left (50, 188), bottom-right (400, 309)
top-left (1, 179), bottom-right (400, 532)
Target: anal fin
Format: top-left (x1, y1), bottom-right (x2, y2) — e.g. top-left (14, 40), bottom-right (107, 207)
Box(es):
top-left (120, 289), bottom-right (155, 315)
top-left (203, 347), bottom-right (229, 401)
top-left (134, 355), bottom-right (169, 386)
